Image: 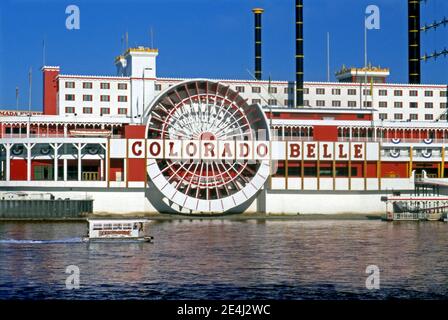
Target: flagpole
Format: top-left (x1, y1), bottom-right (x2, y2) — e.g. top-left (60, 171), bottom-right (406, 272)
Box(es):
top-left (28, 67), bottom-right (32, 138)
top-left (327, 32), bottom-right (330, 82)
top-left (15, 86), bottom-right (19, 111)
top-left (364, 22), bottom-right (368, 108)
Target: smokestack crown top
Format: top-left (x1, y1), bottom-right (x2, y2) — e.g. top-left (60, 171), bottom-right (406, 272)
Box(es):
top-left (252, 8), bottom-right (264, 14)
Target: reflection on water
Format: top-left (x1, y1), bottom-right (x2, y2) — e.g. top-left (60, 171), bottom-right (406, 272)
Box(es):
top-left (0, 220), bottom-right (447, 299)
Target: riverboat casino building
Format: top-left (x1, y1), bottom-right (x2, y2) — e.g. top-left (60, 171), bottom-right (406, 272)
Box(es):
top-left (1, 3), bottom-right (448, 215)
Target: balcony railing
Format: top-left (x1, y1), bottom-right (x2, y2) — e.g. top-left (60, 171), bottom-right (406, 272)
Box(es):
top-left (0, 133), bottom-right (124, 139)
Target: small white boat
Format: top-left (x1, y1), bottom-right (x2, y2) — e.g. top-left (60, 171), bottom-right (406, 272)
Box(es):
top-left (83, 219), bottom-right (153, 242)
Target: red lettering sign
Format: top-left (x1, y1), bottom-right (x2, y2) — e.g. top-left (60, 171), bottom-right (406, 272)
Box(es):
top-left (132, 141), bottom-right (143, 157)
top-left (307, 144), bottom-right (316, 158)
top-left (353, 144), bottom-right (363, 159)
top-left (289, 143), bottom-right (301, 158)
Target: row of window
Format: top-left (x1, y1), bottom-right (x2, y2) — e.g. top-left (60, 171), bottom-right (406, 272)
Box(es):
top-left (379, 101), bottom-right (447, 109)
top-left (65, 82), bottom-right (128, 90)
top-left (378, 113), bottom-right (441, 121)
top-left (65, 94), bottom-right (128, 102)
top-left (64, 107), bottom-right (128, 115)
top-left (232, 86), bottom-right (448, 96)
top-left (253, 99), bottom-right (448, 108)
top-left (239, 87), bottom-right (448, 97)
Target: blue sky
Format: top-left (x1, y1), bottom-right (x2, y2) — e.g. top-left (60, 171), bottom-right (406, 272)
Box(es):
top-left (1, 0), bottom-right (448, 111)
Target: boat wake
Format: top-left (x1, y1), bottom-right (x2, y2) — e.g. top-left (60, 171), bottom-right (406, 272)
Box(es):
top-left (0, 237), bottom-right (83, 244)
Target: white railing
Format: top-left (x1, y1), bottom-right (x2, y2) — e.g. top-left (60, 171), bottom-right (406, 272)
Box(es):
top-left (1, 133), bottom-right (125, 139)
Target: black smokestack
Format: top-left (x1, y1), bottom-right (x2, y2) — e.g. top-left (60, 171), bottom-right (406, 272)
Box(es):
top-left (252, 8), bottom-right (264, 80)
top-left (408, 0), bottom-right (421, 84)
top-left (296, 0), bottom-right (304, 107)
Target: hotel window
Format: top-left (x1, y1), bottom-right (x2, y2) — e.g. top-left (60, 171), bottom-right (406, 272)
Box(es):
top-left (285, 100), bottom-right (294, 107)
top-left (348, 89), bottom-right (357, 95)
top-left (118, 108), bottom-right (127, 115)
top-left (363, 89), bottom-right (372, 96)
top-left (379, 113), bottom-right (387, 120)
top-left (65, 94), bottom-right (75, 101)
top-left (83, 82), bottom-right (93, 89)
top-left (268, 99), bottom-right (277, 105)
top-left (348, 101), bottom-right (357, 107)
top-left (332, 100), bottom-right (341, 107)
top-left (284, 87), bottom-right (294, 94)
top-left (394, 90), bottom-right (403, 96)
top-left (304, 88), bottom-right (309, 94)
top-left (394, 102), bottom-right (403, 108)
top-left (332, 89), bottom-right (341, 95)
top-left (410, 114), bottom-right (418, 120)
top-left (100, 83), bottom-right (110, 90)
top-left (100, 95), bottom-right (110, 102)
top-left (155, 84), bottom-right (162, 91)
top-left (118, 83), bottom-right (127, 90)
top-left (100, 108), bottom-right (110, 115)
top-left (410, 102), bottom-right (418, 108)
top-left (425, 114), bottom-right (434, 120)
top-left (252, 99), bottom-right (261, 105)
top-left (441, 114), bottom-right (447, 120)
top-left (65, 81), bottom-right (75, 88)
top-left (235, 86), bottom-right (245, 93)
top-left (316, 88), bottom-right (325, 95)
top-left (268, 87), bottom-right (277, 94)
top-left (379, 101), bottom-right (388, 108)
top-left (409, 90), bottom-right (418, 97)
top-left (65, 107), bottom-right (75, 114)
top-left (425, 90), bottom-right (433, 97)
top-left (303, 100), bottom-right (310, 106)
top-left (118, 96), bottom-right (128, 102)
top-left (363, 101), bottom-right (372, 108)
top-left (441, 102), bottom-right (447, 109)
top-left (394, 114), bottom-right (403, 120)
top-left (83, 107), bottom-right (92, 114)
top-left (425, 102), bottom-right (434, 109)
top-left (83, 95), bottom-right (93, 102)
top-left (252, 87), bottom-right (261, 93)
top-left (379, 90), bottom-right (388, 96)
top-left (440, 91), bottom-right (447, 97)
top-left (316, 100), bottom-right (326, 107)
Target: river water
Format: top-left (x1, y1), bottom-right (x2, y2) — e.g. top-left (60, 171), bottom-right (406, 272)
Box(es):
top-left (0, 219), bottom-right (447, 299)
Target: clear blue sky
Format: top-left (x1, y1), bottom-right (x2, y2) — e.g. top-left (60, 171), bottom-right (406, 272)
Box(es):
top-left (0, 0), bottom-right (447, 111)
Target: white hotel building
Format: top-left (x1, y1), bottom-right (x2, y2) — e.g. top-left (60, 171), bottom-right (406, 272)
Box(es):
top-left (54, 47), bottom-right (448, 123)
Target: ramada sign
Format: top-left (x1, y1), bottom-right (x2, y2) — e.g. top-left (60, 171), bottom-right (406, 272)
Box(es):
top-left (128, 140), bottom-right (380, 161)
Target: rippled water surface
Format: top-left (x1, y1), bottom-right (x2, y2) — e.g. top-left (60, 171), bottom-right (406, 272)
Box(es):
top-left (0, 220), bottom-right (447, 299)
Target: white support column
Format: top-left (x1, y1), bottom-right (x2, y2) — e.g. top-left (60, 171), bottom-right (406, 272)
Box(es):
top-left (74, 143), bottom-right (86, 182)
top-left (25, 143), bottom-right (35, 181)
top-left (5, 144), bottom-right (11, 181)
top-left (105, 142), bottom-right (109, 183)
top-left (50, 143), bottom-right (63, 181)
top-left (77, 143), bottom-right (82, 181)
top-left (64, 124), bottom-right (68, 138)
top-left (77, 144), bottom-right (82, 181)
top-left (53, 144), bottom-right (58, 181)
top-left (99, 143), bottom-right (108, 182)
